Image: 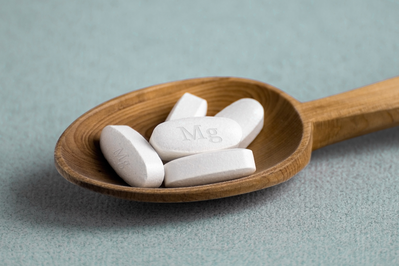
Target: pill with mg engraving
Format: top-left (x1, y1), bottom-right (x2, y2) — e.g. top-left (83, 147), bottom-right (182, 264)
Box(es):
top-left (149, 116), bottom-right (242, 161)
top-left (166, 93), bottom-right (207, 121)
top-left (100, 125), bottom-right (164, 187)
top-left (164, 148), bottom-right (256, 187)
top-left (215, 98), bottom-right (264, 148)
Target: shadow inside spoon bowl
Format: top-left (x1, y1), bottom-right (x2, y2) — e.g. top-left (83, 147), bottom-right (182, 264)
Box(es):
top-left (54, 77), bottom-right (313, 202)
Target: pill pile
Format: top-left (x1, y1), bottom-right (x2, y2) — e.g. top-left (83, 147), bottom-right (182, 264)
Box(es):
top-left (100, 93), bottom-right (264, 188)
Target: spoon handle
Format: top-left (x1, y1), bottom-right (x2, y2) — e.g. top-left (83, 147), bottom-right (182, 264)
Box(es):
top-left (300, 76), bottom-right (399, 150)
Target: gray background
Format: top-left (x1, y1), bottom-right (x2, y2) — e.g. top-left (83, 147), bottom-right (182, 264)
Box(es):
top-left (1, 0), bottom-right (399, 265)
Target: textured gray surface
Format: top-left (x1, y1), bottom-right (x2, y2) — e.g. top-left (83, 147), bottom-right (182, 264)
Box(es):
top-left (1, 0), bottom-right (399, 265)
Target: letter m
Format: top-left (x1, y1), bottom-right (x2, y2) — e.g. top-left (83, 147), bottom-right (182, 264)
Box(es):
top-left (178, 125), bottom-right (206, 141)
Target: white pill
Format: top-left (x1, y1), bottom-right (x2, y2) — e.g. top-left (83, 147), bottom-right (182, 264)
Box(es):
top-left (164, 148), bottom-right (256, 187)
top-left (166, 93), bottom-right (207, 121)
top-left (215, 98), bottom-right (264, 148)
top-left (100, 125), bottom-right (164, 188)
top-left (149, 116), bottom-right (242, 161)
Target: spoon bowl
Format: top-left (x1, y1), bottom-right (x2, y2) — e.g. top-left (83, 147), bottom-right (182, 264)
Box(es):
top-left (55, 76), bottom-right (399, 202)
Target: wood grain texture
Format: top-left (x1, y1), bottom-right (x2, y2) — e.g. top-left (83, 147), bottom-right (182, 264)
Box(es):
top-left (300, 76), bottom-right (399, 150)
top-left (54, 76), bottom-right (399, 202)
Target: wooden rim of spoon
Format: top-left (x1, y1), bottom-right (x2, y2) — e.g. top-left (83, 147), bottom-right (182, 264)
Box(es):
top-left (54, 76), bottom-right (399, 202)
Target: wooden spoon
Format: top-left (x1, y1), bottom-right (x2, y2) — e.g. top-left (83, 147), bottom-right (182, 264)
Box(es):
top-left (54, 76), bottom-right (399, 202)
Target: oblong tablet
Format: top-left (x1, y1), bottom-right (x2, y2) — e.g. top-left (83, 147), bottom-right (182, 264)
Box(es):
top-left (100, 125), bottom-right (164, 188)
top-left (215, 98), bottom-right (264, 148)
top-left (166, 93), bottom-right (207, 121)
top-left (149, 117), bottom-right (242, 161)
top-left (164, 149), bottom-right (256, 187)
